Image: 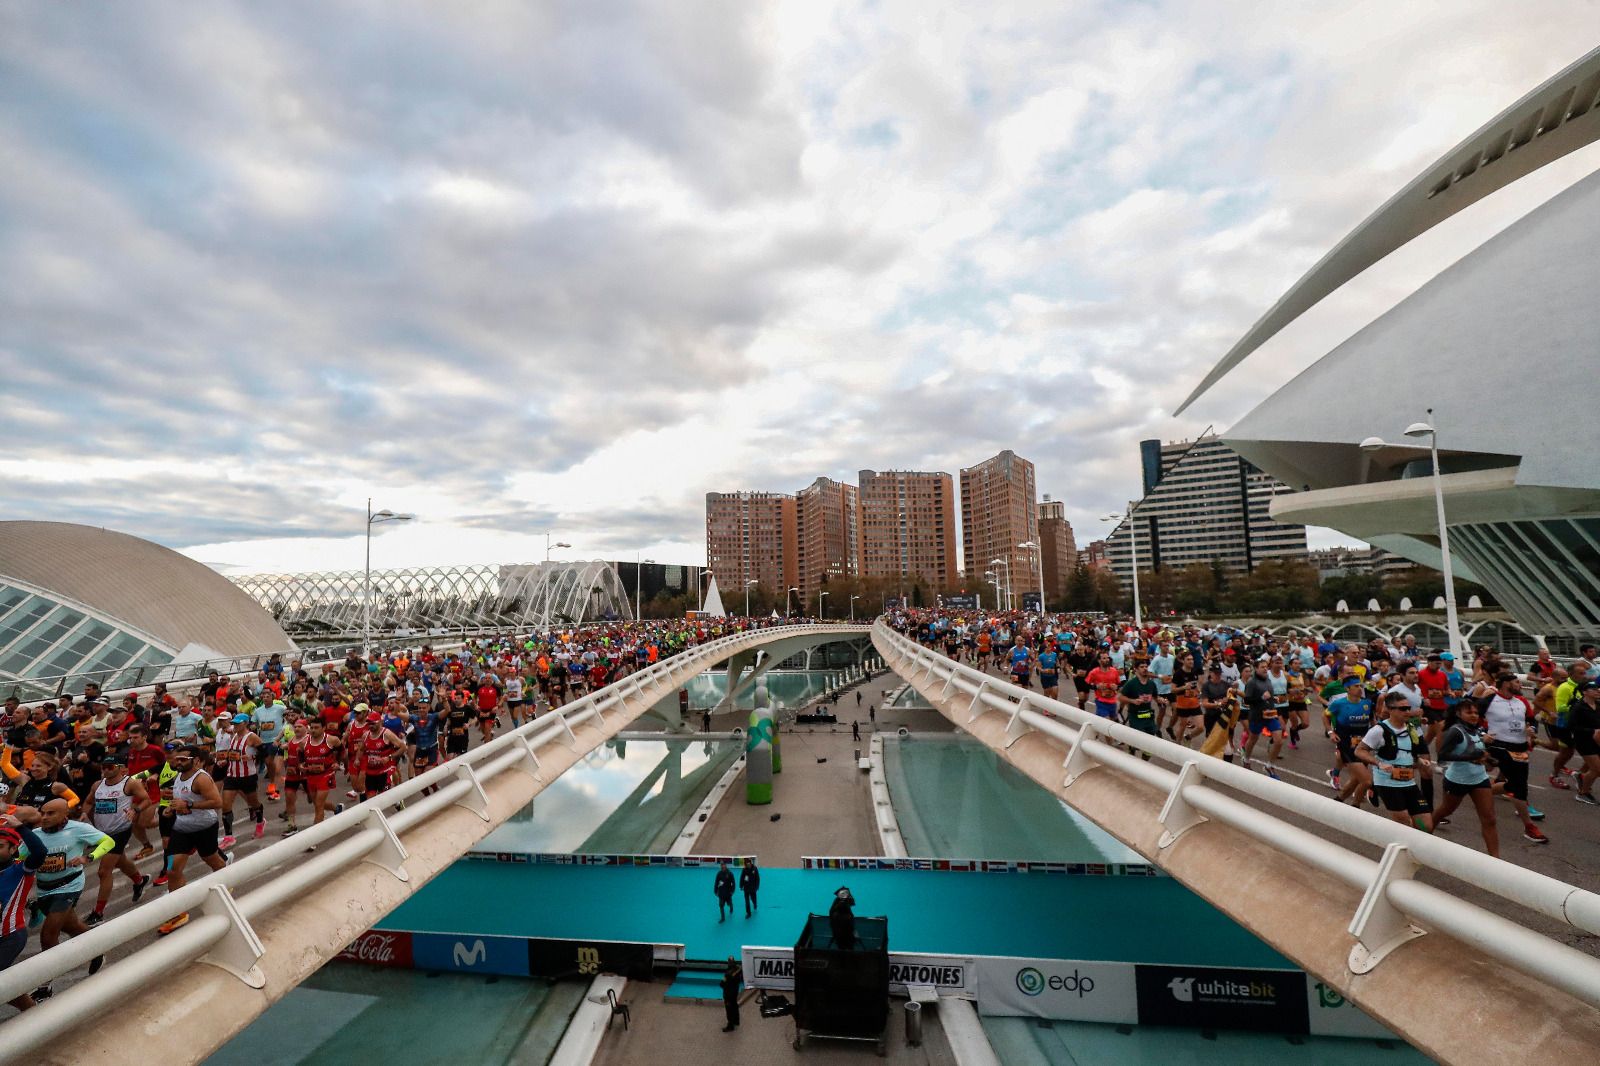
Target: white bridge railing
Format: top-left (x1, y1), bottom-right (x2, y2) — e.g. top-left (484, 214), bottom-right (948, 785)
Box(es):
top-left (0, 623), bottom-right (868, 1065)
top-left (874, 622), bottom-right (1600, 1011)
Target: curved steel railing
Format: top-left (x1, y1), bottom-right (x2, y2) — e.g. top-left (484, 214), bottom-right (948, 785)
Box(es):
top-left (0, 623), bottom-right (870, 1064)
top-left (872, 621), bottom-right (1600, 1010)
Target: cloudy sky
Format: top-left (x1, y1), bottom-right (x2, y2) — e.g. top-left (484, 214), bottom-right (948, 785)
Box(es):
top-left (3, 2), bottom-right (1597, 576)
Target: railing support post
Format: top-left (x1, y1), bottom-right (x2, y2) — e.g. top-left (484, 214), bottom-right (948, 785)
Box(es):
top-left (1348, 842), bottom-right (1426, 973)
top-left (1003, 696), bottom-right (1034, 748)
top-left (967, 679), bottom-right (993, 724)
top-left (1157, 761), bottom-right (1207, 848)
top-left (361, 809), bottom-right (411, 881)
top-left (512, 735), bottom-right (543, 781)
top-left (1063, 719), bottom-right (1103, 787)
top-left (452, 762), bottom-right (491, 821)
top-left (198, 884), bottom-right (267, 988)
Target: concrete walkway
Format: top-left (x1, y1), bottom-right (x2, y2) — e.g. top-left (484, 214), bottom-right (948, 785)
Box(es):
top-left (693, 672), bottom-right (954, 863)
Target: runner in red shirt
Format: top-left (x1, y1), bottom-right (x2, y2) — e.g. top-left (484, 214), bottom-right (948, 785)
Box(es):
top-left (1085, 653), bottom-right (1123, 720)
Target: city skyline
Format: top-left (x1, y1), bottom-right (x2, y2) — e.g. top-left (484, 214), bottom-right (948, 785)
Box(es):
top-left (4, 7), bottom-right (1596, 577)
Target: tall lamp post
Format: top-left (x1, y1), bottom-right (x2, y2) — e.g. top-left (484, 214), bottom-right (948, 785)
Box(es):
top-left (545, 533), bottom-right (571, 562)
top-left (989, 558), bottom-right (1011, 611)
top-left (786, 586), bottom-right (799, 619)
top-left (818, 590), bottom-right (829, 619)
top-left (745, 578), bottom-right (759, 618)
top-left (1019, 540), bottom-right (1043, 613)
top-left (635, 555), bottom-right (655, 620)
top-left (365, 499), bottom-right (413, 658)
top-left (1102, 506), bottom-right (1142, 629)
top-left (897, 509), bottom-right (909, 607)
top-left (849, 594), bottom-right (860, 621)
top-left (984, 569), bottom-right (1001, 611)
top-left (1361, 409), bottom-right (1464, 662)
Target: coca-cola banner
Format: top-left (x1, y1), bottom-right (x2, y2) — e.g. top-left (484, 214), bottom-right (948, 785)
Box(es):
top-left (335, 930), bottom-right (413, 969)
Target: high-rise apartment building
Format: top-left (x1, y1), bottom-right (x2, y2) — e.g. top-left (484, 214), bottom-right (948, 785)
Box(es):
top-left (1037, 496), bottom-right (1077, 605)
top-left (795, 477), bottom-right (859, 605)
top-left (960, 450), bottom-right (1038, 601)
top-left (1106, 436), bottom-right (1306, 585)
top-left (1083, 540), bottom-right (1111, 570)
top-left (858, 469), bottom-right (957, 590)
top-left (704, 491), bottom-right (797, 597)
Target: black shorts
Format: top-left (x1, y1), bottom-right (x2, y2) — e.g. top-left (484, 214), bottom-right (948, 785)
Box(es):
top-left (1546, 723), bottom-right (1572, 745)
top-left (284, 777), bottom-right (304, 793)
top-left (0, 927), bottom-right (26, 971)
top-left (1424, 707), bottom-right (1447, 724)
top-left (223, 773), bottom-right (259, 794)
top-left (364, 772), bottom-right (391, 794)
top-left (169, 822), bottom-right (221, 857)
top-left (446, 735), bottom-right (470, 755)
top-left (1444, 778), bottom-right (1490, 797)
top-left (1374, 784), bottom-right (1428, 815)
top-left (413, 747), bottom-right (439, 770)
top-left (1175, 704), bottom-right (1202, 719)
top-left (102, 827), bottom-right (133, 855)
top-left (1336, 734), bottom-right (1360, 765)
top-left (1574, 730), bottom-right (1600, 759)
top-left (158, 807), bottom-right (177, 837)
top-left (1488, 742), bottom-right (1531, 801)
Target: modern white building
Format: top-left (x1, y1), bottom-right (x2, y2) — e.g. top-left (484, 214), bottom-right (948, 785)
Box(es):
top-left (1187, 46), bottom-right (1600, 647)
top-left (1106, 436), bottom-right (1306, 587)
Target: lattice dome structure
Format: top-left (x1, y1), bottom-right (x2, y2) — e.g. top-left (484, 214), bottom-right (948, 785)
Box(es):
top-left (232, 560), bottom-right (633, 638)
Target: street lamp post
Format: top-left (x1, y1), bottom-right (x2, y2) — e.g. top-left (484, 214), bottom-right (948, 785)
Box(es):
top-left (365, 498), bottom-right (414, 659)
top-left (989, 558), bottom-right (1011, 611)
top-left (897, 509), bottom-right (909, 608)
top-left (635, 554), bottom-right (656, 621)
top-left (849, 594), bottom-right (860, 621)
top-left (1361, 409), bottom-right (1464, 662)
top-left (819, 590), bottom-right (829, 619)
top-left (1103, 507), bottom-right (1142, 629)
top-left (545, 533), bottom-right (571, 562)
top-left (786, 586), bottom-right (799, 619)
top-left (984, 569), bottom-right (1001, 611)
top-left (745, 579), bottom-right (758, 618)
top-left (1019, 540), bottom-right (1043, 613)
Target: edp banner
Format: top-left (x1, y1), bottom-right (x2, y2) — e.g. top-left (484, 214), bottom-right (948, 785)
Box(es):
top-left (973, 956), bottom-right (1138, 1024)
top-left (742, 945), bottom-right (976, 997)
top-left (1134, 964), bottom-right (1308, 1034)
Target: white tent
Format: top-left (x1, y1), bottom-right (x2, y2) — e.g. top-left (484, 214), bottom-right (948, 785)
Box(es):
top-left (702, 575), bottom-right (726, 616)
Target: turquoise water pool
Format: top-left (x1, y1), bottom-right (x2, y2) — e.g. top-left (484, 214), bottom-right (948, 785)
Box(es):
top-left (473, 737), bottom-right (740, 854)
top-left (207, 965), bottom-right (585, 1066)
top-left (883, 734), bottom-right (1140, 863)
top-left (655, 668), bottom-right (847, 712)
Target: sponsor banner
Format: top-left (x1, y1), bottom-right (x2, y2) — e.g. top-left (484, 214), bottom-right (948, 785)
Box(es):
top-left (974, 956), bottom-right (1138, 1024)
top-left (1134, 964), bottom-right (1308, 1034)
top-left (464, 851), bottom-right (754, 868)
top-left (743, 946), bottom-right (976, 997)
top-left (528, 937), bottom-right (656, 981)
top-left (335, 930), bottom-right (413, 969)
top-left (1306, 980), bottom-right (1396, 1039)
top-left (943, 595), bottom-right (979, 610)
top-left (1021, 592), bottom-right (1043, 612)
top-left (800, 856), bottom-right (1156, 877)
top-left (410, 932), bottom-right (531, 977)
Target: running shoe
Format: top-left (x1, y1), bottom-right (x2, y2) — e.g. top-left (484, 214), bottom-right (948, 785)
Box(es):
top-left (132, 846), bottom-right (155, 861)
top-left (253, 822), bottom-right (265, 839)
top-left (1549, 775), bottom-right (1571, 791)
top-left (1529, 806), bottom-right (1545, 821)
top-left (132, 876), bottom-right (149, 903)
top-left (283, 826), bottom-right (300, 837)
top-left (154, 874), bottom-right (169, 887)
top-left (31, 983), bottom-right (52, 1001)
top-left (157, 913), bottom-right (191, 936)
top-left (1326, 769), bottom-right (1341, 791)
top-left (345, 789), bottom-right (359, 800)
top-left (266, 787), bottom-right (280, 800)
top-left (1434, 816), bottom-right (1451, 827)
top-left (88, 954), bottom-right (105, 975)
top-left (219, 835), bottom-right (236, 850)
top-left (84, 911), bottom-right (104, 927)
top-left (1576, 792), bottom-right (1599, 806)
top-left (1523, 826), bottom-right (1550, 844)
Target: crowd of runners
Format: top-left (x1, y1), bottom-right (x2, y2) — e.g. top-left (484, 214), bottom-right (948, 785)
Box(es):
top-left (889, 609), bottom-right (1600, 860)
top-left (0, 614), bottom-right (807, 1010)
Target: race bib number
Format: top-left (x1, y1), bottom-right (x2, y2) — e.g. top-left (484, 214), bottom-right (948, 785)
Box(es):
top-left (95, 798), bottom-right (117, 814)
top-left (40, 854), bottom-right (66, 874)
top-left (1390, 766), bottom-right (1415, 782)
top-left (1510, 749), bottom-right (1530, 763)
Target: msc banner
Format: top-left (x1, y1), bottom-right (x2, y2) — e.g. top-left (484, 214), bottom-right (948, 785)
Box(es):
top-left (528, 937), bottom-right (655, 980)
top-left (743, 946), bottom-right (976, 997)
top-left (1134, 964), bottom-right (1308, 1033)
top-left (974, 956), bottom-right (1138, 1024)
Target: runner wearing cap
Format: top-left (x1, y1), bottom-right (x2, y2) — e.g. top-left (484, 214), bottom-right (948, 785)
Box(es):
top-left (360, 711), bottom-right (405, 799)
top-left (85, 753), bottom-right (150, 924)
top-left (216, 713), bottom-right (265, 845)
top-left (0, 812), bottom-right (47, 1010)
top-left (1568, 682), bottom-right (1600, 805)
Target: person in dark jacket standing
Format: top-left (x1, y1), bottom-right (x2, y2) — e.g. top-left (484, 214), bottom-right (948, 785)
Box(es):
top-left (828, 886), bottom-right (856, 949)
top-left (714, 860), bottom-right (736, 922)
top-left (740, 858), bottom-right (760, 917)
top-left (720, 956), bottom-right (742, 1031)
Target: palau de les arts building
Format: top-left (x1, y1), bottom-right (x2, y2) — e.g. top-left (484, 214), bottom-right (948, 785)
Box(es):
top-left (1181, 46), bottom-right (1600, 644)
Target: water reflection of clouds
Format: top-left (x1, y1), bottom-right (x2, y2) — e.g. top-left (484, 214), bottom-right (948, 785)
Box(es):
top-left (478, 739), bottom-right (729, 853)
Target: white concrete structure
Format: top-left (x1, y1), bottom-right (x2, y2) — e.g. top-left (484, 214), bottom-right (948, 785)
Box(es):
top-left (0, 521), bottom-right (293, 695)
top-left (1186, 49), bottom-right (1600, 645)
